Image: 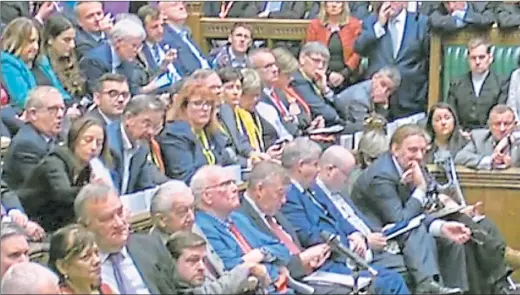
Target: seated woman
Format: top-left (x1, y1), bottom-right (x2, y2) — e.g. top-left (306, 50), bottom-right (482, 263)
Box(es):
top-left (217, 67), bottom-right (271, 168)
top-left (159, 82), bottom-right (237, 183)
top-left (43, 15), bottom-right (86, 102)
top-left (49, 224), bottom-right (114, 294)
top-left (0, 17), bottom-right (72, 110)
top-left (17, 117), bottom-right (110, 232)
top-left (306, 1), bottom-right (362, 91)
top-left (507, 61), bottom-right (519, 121)
top-left (424, 102), bottom-right (468, 164)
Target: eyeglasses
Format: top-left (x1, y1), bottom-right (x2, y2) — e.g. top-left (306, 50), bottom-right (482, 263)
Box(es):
top-left (204, 179), bottom-right (236, 190)
top-left (139, 118), bottom-right (163, 133)
top-left (100, 90), bottom-right (131, 99)
top-left (188, 100), bottom-right (213, 109)
top-left (260, 62), bottom-right (277, 70)
top-left (306, 55), bottom-right (328, 67)
top-left (38, 105), bottom-right (65, 116)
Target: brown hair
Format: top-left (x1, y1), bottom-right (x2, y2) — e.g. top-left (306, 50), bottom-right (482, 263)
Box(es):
top-left (318, 1), bottom-right (351, 26)
top-left (169, 81), bottom-right (221, 134)
top-left (0, 17), bottom-right (42, 64)
top-left (390, 124), bottom-right (430, 148)
top-left (137, 4), bottom-right (162, 24)
top-left (166, 231), bottom-right (207, 259)
top-left (467, 36), bottom-right (491, 53)
top-left (67, 116), bottom-right (112, 168)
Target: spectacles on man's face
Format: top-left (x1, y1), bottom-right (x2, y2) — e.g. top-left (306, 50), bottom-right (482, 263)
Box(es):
top-left (35, 104), bottom-right (65, 116)
top-left (100, 89), bottom-right (131, 100)
top-left (204, 179), bottom-right (236, 190)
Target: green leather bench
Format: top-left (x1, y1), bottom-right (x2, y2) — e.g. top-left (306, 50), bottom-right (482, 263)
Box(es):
top-left (442, 45), bottom-right (520, 100)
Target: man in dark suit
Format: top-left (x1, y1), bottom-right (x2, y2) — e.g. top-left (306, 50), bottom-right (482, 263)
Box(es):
top-left (0, 1), bottom-right (55, 27)
top-left (3, 87), bottom-right (65, 190)
top-left (74, 1), bottom-right (112, 60)
top-left (496, 2), bottom-right (520, 29)
top-left (158, 1), bottom-right (211, 77)
top-left (79, 18), bottom-right (148, 96)
top-left (351, 124), bottom-right (515, 294)
top-left (87, 73), bottom-right (130, 126)
top-left (426, 1), bottom-right (496, 33)
top-left (354, 1), bottom-right (429, 121)
top-left (107, 94), bottom-right (168, 195)
top-left (279, 138), bottom-right (411, 295)
top-left (75, 183), bottom-right (177, 294)
top-left (317, 145), bottom-right (463, 293)
top-left (447, 37), bottom-right (509, 130)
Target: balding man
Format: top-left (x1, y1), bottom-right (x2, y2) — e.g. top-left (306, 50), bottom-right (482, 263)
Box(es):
top-left (3, 86), bottom-right (65, 190)
top-left (316, 146), bottom-right (460, 294)
top-left (0, 262), bottom-right (60, 294)
top-left (280, 138), bottom-right (409, 295)
top-left (149, 180), bottom-right (268, 294)
top-left (75, 183), bottom-right (177, 294)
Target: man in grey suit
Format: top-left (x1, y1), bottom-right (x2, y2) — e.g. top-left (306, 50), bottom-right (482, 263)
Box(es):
top-left (148, 180), bottom-right (268, 294)
top-left (75, 183), bottom-right (177, 294)
top-left (447, 36), bottom-right (509, 130)
top-left (455, 104), bottom-right (519, 169)
top-left (335, 67), bottom-right (401, 134)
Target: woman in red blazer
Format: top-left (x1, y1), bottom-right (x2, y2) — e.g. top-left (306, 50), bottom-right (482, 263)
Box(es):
top-left (306, 1), bottom-right (363, 91)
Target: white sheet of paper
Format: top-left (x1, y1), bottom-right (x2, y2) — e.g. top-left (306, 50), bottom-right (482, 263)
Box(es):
top-left (303, 271), bottom-right (372, 289)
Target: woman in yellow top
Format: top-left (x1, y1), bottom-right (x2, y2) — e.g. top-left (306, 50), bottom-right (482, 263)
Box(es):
top-left (158, 81), bottom-right (238, 183)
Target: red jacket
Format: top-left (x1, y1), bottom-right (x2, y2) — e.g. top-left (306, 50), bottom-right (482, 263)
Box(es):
top-left (305, 18), bottom-right (362, 71)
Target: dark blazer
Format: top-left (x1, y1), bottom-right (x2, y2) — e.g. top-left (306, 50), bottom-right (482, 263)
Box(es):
top-left (107, 123), bottom-right (156, 194)
top-left (1, 180), bottom-right (23, 212)
top-left (79, 43), bottom-right (144, 95)
top-left (218, 104), bottom-right (253, 168)
top-left (239, 196), bottom-right (307, 280)
top-left (161, 25), bottom-right (208, 77)
top-left (86, 107), bottom-right (112, 126)
top-left (195, 210), bottom-right (291, 283)
top-left (354, 12), bottom-right (430, 120)
top-left (158, 120), bottom-right (235, 183)
top-left (425, 134), bottom-right (468, 164)
top-left (290, 70), bottom-right (341, 126)
top-left (351, 152), bottom-right (436, 229)
top-left (3, 124), bottom-right (52, 190)
top-left (266, 2), bottom-right (306, 19)
top-left (0, 106), bottom-right (23, 137)
top-left (0, 2), bottom-right (30, 25)
top-left (447, 71), bottom-right (509, 130)
top-left (203, 1), bottom-right (261, 18)
top-left (17, 146), bottom-right (83, 231)
top-left (259, 90), bottom-right (302, 137)
top-left (280, 183), bottom-right (357, 248)
top-left (126, 234), bottom-right (178, 294)
top-left (496, 3), bottom-right (520, 29)
top-left (428, 2), bottom-right (496, 33)
top-left (74, 27), bottom-right (106, 61)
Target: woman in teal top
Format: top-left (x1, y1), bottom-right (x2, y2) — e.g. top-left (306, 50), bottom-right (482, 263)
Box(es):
top-left (0, 17), bottom-right (71, 109)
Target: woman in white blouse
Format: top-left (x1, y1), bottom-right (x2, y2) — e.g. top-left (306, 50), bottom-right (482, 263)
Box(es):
top-left (508, 63), bottom-right (520, 121)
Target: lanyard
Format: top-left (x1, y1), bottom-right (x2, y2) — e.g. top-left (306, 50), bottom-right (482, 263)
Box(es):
top-left (196, 129), bottom-right (216, 165)
top-left (234, 108), bottom-right (264, 152)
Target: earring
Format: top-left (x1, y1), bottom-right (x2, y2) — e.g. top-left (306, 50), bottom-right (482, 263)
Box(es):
top-left (63, 273), bottom-right (69, 281)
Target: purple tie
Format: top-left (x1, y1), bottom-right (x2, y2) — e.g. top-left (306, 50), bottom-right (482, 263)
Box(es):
top-left (108, 252), bottom-right (135, 294)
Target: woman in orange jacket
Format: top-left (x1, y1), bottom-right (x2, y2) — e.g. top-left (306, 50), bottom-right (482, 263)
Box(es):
top-left (306, 1), bottom-right (363, 91)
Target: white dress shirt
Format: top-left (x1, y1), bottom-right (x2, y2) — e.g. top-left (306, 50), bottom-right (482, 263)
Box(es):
top-left (120, 123), bottom-right (139, 194)
top-left (100, 246), bottom-right (151, 294)
top-left (373, 8), bottom-right (407, 58)
top-left (170, 25), bottom-right (210, 69)
top-left (471, 71), bottom-right (489, 97)
top-left (255, 101), bottom-right (293, 141)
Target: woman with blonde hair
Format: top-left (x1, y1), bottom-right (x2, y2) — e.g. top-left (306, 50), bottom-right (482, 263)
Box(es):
top-left (0, 17), bottom-right (71, 109)
top-left (306, 1), bottom-right (363, 91)
top-left (159, 82), bottom-right (237, 182)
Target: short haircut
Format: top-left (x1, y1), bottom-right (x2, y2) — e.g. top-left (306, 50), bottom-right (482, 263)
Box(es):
top-left (248, 47), bottom-right (273, 69)
top-left (74, 183), bottom-right (115, 223)
top-left (390, 124), bottom-right (429, 147)
top-left (467, 36), bottom-right (491, 53)
top-left (247, 161), bottom-right (290, 190)
top-left (281, 137), bottom-right (323, 169)
top-left (240, 68), bottom-right (262, 95)
top-left (488, 104), bottom-right (515, 121)
top-left (0, 222), bottom-right (26, 241)
top-left (166, 231), bottom-right (206, 259)
top-left (25, 86), bottom-right (62, 110)
top-left (376, 66), bottom-right (402, 89)
top-left (230, 22), bottom-right (252, 36)
top-left (299, 42), bottom-right (330, 61)
top-left (123, 94), bottom-right (166, 117)
top-left (272, 47), bottom-right (299, 75)
top-left (109, 18), bottom-right (146, 41)
top-left (150, 180), bottom-right (191, 216)
top-left (94, 73), bottom-right (128, 93)
top-left (137, 5), bottom-right (162, 24)
top-left (190, 69), bottom-right (218, 82)
top-left (217, 67), bottom-right (243, 84)
top-left (190, 165), bottom-right (223, 207)
top-left (1, 262), bottom-right (59, 294)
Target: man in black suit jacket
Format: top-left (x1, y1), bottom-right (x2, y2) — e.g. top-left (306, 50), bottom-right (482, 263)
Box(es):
top-left (87, 73), bottom-right (130, 126)
top-left (496, 2), bottom-right (520, 29)
top-left (3, 87), bottom-right (65, 190)
top-left (76, 183), bottom-right (177, 294)
top-left (426, 1), bottom-right (496, 33)
top-left (351, 124), bottom-right (514, 294)
top-left (0, 1), bottom-right (55, 27)
top-left (74, 1), bottom-right (112, 60)
top-left (447, 37), bottom-right (509, 130)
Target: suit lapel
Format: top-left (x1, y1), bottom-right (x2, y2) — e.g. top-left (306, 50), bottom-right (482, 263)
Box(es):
top-left (126, 237), bottom-right (161, 294)
top-left (275, 212), bottom-right (302, 248)
top-left (396, 14), bottom-right (416, 61)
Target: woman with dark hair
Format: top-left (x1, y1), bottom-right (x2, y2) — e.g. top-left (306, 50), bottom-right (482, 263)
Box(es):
top-left (49, 224), bottom-right (114, 294)
top-left (0, 17), bottom-right (72, 109)
top-left (424, 102), bottom-right (468, 164)
top-left (18, 117), bottom-right (111, 231)
top-left (43, 15), bottom-right (86, 100)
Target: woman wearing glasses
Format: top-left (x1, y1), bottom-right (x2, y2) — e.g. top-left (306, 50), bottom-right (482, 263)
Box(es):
top-left (159, 82), bottom-right (237, 183)
top-left (17, 117), bottom-right (111, 232)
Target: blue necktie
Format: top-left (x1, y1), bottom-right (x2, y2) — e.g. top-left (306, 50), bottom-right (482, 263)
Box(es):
top-left (152, 43), bottom-right (161, 65)
top-left (109, 252), bottom-right (136, 294)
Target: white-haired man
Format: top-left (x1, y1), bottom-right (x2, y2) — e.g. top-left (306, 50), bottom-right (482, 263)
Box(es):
top-left (1, 262), bottom-right (60, 294)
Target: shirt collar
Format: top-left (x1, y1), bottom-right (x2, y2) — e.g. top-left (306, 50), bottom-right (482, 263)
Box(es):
top-left (471, 70), bottom-right (489, 81)
top-left (315, 177), bottom-right (333, 197)
top-left (120, 123), bottom-right (134, 151)
top-left (290, 178), bottom-right (305, 193)
top-left (391, 8), bottom-right (407, 24)
top-left (227, 46), bottom-right (246, 63)
top-left (97, 108), bottom-right (113, 125)
top-left (243, 192), bottom-right (268, 218)
top-left (110, 44), bottom-right (122, 69)
top-left (391, 155), bottom-right (404, 177)
top-left (100, 246), bottom-right (128, 264)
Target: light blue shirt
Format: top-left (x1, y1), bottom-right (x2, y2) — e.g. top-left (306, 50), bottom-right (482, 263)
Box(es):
top-left (110, 45), bottom-right (122, 73)
top-left (451, 3), bottom-right (468, 28)
top-left (100, 246), bottom-right (151, 294)
top-left (170, 25), bottom-right (210, 69)
top-left (265, 1), bottom-right (283, 13)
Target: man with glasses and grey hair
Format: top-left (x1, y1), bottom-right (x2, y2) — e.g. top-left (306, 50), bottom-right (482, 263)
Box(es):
top-left (1, 262), bottom-right (60, 294)
top-left (335, 66), bottom-right (402, 134)
top-left (3, 86), bottom-right (65, 190)
top-left (107, 94), bottom-right (168, 195)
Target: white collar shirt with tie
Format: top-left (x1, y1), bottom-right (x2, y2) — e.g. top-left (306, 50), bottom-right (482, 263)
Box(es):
top-left (389, 8), bottom-right (407, 58)
top-left (100, 246), bottom-right (151, 294)
top-left (145, 42), bottom-right (182, 83)
top-left (170, 25), bottom-right (210, 69)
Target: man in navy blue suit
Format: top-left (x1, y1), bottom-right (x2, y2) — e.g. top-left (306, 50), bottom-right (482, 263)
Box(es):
top-left (354, 1), bottom-right (430, 121)
top-left (158, 1), bottom-right (211, 77)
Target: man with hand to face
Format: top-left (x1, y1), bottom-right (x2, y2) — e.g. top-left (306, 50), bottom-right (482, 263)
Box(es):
top-left (74, 1), bottom-right (113, 60)
top-left (211, 23), bottom-right (253, 69)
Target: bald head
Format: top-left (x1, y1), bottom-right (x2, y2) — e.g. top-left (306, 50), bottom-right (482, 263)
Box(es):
top-left (1, 262), bottom-right (60, 294)
top-left (319, 146), bottom-right (357, 193)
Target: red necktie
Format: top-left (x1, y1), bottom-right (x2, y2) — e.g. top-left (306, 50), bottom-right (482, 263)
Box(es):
top-left (266, 216), bottom-right (301, 255)
top-left (270, 90), bottom-right (287, 117)
top-left (228, 223), bottom-right (253, 253)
